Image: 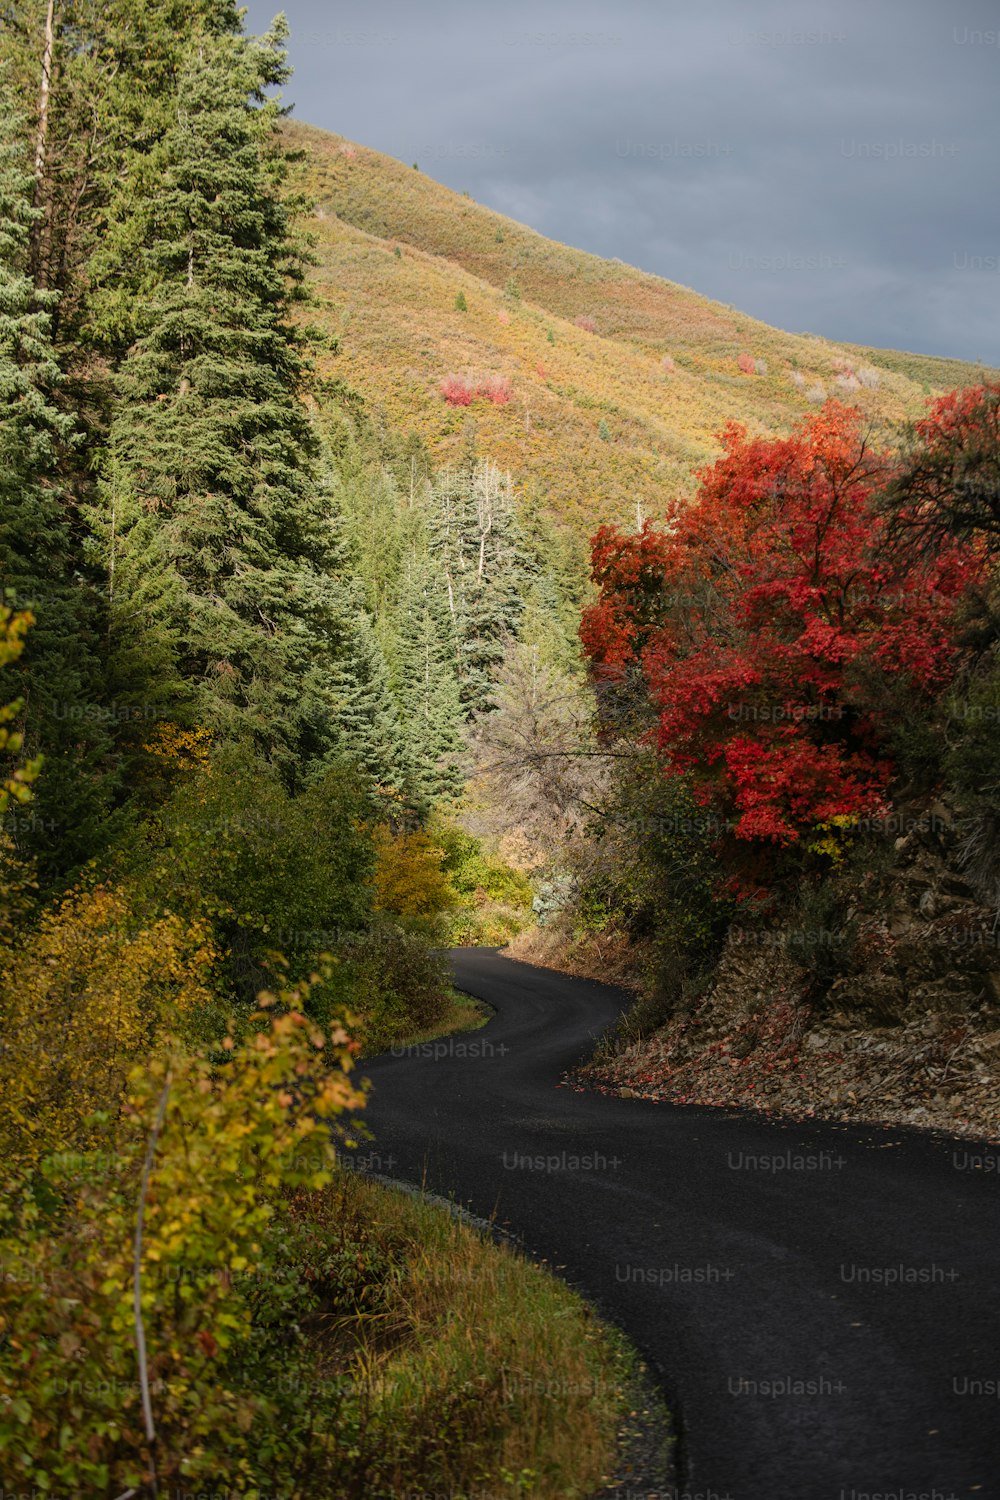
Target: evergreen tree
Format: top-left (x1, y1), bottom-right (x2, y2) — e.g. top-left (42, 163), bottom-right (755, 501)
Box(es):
top-left (98, 23), bottom-right (347, 779)
top-left (0, 82), bottom-right (112, 877)
top-left (427, 460), bottom-right (533, 716)
top-left (392, 555), bottom-right (466, 807)
top-left (329, 607), bottom-right (405, 791)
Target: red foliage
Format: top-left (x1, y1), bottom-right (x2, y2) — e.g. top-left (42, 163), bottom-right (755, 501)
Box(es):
top-left (736, 352), bottom-right (755, 375)
top-left (581, 402), bottom-right (981, 851)
top-left (575, 314), bottom-right (597, 333)
top-left (440, 373), bottom-right (513, 407)
top-left (440, 374), bottom-right (473, 407)
top-left (478, 374), bottom-right (513, 405)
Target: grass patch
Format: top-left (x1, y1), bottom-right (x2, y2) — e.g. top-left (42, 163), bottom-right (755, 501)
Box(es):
top-left (282, 1168), bottom-right (654, 1498)
top-left (387, 983), bottom-right (492, 1050)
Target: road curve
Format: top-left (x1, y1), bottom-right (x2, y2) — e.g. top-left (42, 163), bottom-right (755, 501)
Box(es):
top-left (359, 948), bottom-right (1000, 1500)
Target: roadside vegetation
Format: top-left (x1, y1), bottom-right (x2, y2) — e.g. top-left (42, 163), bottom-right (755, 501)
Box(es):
top-left (513, 388), bottom-right (1000, 1139)
top-left (0, 5), bottom-right (638, 1492)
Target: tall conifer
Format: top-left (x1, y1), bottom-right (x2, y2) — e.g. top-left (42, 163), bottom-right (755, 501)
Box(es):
top-left (101, 24), bottom-right (347, 777)
top-left (0, 83), bottom-right (111, 876)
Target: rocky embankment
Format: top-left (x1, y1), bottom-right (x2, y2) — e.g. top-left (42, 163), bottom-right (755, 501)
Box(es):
top-left (515, 804), bottom-right (1000, 1140)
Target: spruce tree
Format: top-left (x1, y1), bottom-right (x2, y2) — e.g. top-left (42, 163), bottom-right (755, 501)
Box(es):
top-left (329, 607), bottom-right (405, 792)
top-left (100, 23), bottom-right (348, 779)
top-left (427, 460), bottom-right (532, 716)
top-left (392, 555), bottom-right (466, 807)
top-left (0, 83), bottom-right (112, 877)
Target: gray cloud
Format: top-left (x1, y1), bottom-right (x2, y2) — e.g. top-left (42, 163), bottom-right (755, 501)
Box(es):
top-left (243, 0), bottom-right (1000, 364)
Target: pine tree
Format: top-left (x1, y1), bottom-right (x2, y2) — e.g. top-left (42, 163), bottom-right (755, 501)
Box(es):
top-left (4, 0), bottom-right (242, 358)
top-left (0, 82), bottom-right (113, 877)
top-left (329, 607), bottom-right (405, 791)
top-left (427, 460), bottom-right (533, 716)
top-left (99, 23), bottom-right (347, 779)
top-left (392, 555), bottom-right (466, 807)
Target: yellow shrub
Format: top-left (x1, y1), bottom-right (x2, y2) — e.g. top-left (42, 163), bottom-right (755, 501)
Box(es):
top-left (373, 826), bottom-right (456, 923)
top-left (0, 884), bottom-right (220, 1169)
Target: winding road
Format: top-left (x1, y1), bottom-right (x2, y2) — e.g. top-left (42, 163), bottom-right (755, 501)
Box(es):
top-left (360, 948), bottom-right (1000, 1500)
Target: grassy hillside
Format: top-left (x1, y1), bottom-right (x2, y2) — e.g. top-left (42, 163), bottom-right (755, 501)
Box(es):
top-left (289, 119), bottom-right (999, 539)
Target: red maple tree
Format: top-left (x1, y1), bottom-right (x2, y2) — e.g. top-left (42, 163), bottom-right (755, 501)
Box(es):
top-left (581, 403), bottom-right (980, 851)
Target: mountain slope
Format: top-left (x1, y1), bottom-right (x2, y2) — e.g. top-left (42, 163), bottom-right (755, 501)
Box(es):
top-left (289, 119), bottom-right (998, 539)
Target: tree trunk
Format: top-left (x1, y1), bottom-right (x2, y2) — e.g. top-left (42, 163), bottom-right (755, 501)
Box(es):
top-left (31, 0), bottom-right (56, 284)
top-left (34, 0), bottom-right (55, 182)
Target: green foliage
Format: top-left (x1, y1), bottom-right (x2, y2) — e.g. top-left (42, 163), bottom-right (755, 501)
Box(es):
top-left (454, 288), bottom-right (467, 311)
top-left (592, 759), bottom-right (733, 1018)
top-left (0, 83), bottom-right (115, 878)
top-left (391, 555), bottom-right (467, 807)
top-left (129, 743), bottom-right (375, 1003)
top-left (945, 653), bottom-right (1000, 811)
top-left (435, 819), bottom-right (533, 906)
top-left (96, 22), bottom-right (354, 778)
top-left (329, 606), bottom-right (406, 791)
top-left (427, 459), bottom-right (534, 715)
top-left (335, 920), bottom-right (451, 1051)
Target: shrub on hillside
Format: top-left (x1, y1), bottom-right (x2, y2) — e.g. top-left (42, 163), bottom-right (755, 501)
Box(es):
top-left (479, 373), bottom-right (513, 405)
top-left (440, 373), bottom-right (512, 407)
top-left (441, 374), bottom-right (474, 406)
top-left (737, 352), bottom-right (755, 375)
top-left (575, 314), bottom-right (597, 333)
top-left (129, 744), bottom-right (375, 1002)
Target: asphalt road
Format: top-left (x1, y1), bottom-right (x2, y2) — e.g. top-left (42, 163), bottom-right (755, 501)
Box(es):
top-left (359, 948), bottom-right (1000, 1500)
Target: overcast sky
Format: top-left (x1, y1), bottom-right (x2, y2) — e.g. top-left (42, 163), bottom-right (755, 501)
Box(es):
top-left (241, 0), bottom-right (1000, 365)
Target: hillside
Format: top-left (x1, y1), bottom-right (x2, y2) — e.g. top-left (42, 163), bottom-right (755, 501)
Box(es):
top-left (289, 118), bottom-right (998, 541)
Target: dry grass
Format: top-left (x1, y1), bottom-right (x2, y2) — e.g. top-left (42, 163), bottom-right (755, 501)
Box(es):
top-left (286, 119), bottom-right (999, 540)
top-left (506, 921), bottom-right (647, 993)
top-left (291, 1168), bottom-right (648, 1498)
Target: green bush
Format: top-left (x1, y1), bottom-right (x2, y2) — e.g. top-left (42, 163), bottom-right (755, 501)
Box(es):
top-left (336, 919), bottom-right (452, 1052)
top-left (435, 820), bottom-right (533, 907)
top-left (127, 744), bottom-right (376, 1003)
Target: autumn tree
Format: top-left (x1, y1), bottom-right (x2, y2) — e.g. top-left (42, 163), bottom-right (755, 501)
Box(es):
top-left (581, 403), bottom-right (980, 862)
top-left (881, 382), bottom-right (1000, 558)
